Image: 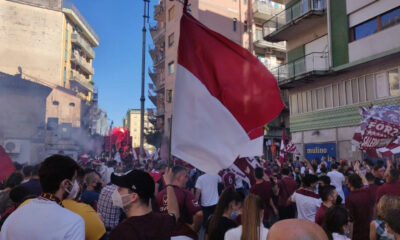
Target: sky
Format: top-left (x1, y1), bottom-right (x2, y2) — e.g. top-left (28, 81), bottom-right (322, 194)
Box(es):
top-left (70, 0), bottom-right (157, 126)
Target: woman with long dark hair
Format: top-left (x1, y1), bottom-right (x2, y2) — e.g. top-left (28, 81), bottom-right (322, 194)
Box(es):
top-left (323, 205), bottom-right (351, 240)
top-left (224, 194), bottom-right (269, 240)
top-left (206, 187), bottom-right (243, 240)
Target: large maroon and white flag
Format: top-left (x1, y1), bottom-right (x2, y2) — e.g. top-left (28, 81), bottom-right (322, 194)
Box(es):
top-left (171, 12), bottom-right (284, 174)
top-left (353, 105), bottom-right (400, 157)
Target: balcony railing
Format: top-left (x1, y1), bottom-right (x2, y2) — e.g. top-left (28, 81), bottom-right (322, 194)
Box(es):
top-left (154, 52), bottom-right (165, 66)
top-left (271, 52), bottom-right (329, 82)
top-left (70, 71), bottom-right (94, 92)
top-left (71, 33), bottom-right (95, 59)
top-left (263, 0), bottom-right (325, 38)
top-left (253, 0), bottom-right (284, 20)
top-left (148, 90), bottom-right (157, 105)
top-left (63, 0), bottom-right (99, 43)
top-left (71, 51), bottom-right (94, 75)
top-left (150, 25), bottom-right (166, 42)
top-left (154, 3), bottom-right (165, 19)
top-left (254, 30), bottom-right (286, 50)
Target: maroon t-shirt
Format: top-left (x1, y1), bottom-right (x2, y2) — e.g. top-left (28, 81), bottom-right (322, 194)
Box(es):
top-left (345, 188), bottom-right (374, 240)
top-left (156, 186), bottom-right (202, 239)
top-left (278, 176), bottom-right (297, 207)
top-left (109, 212), bottom-right (176, 240)
top-left (250, 181), bottom-right (272, 218)
top-left (376, 181), bottom-right (400, 203)
top-left (368, 183), bottom-right (379, 203)
top-left (315, 204), bottom-right (328, 226)
top-left (223, 172), bottom-right (235, 188)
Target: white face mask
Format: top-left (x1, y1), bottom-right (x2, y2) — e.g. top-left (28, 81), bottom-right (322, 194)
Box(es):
top-left (111, 189), bottom-right (133, 209)
top-left (65, 180), bottom-right (80, 200)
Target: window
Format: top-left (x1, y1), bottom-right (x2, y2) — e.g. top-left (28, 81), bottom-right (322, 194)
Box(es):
top-left (316, 88), bottom-right (323, 109)
top-left (354, 18), bottom-right (377, 40)
top-left (365, 74), bottom-right (375, 101)
top-left (167, 90), bottom-right (172, 103)
top-left (358, 76), bottom-right (366, 102)
top-left (168, 6), bottom-right (175, 21)
top-left (324, 86), bottom-right (332, 108)
top-left (290, 94), bottom-right (298, 115)
top-left (381, 7), bottom-right (400, 30)
top-left (339, 82), bottom-right (346, 106)
top-left (333, 84), bottom-right (339, 107)
top-left (307, 91), bottom-right (312, 112)
top-left (233, 18), bottom-right (237, 32)
top-left (311, 90), bottom-right (317, 110)
top-left (168, 61), bottom-right (175, 74)
top-left (345, 80), bottom-right (352, 105)
top-left (244, 20), bottom-right (248, 32)
top-left (168, 33), bottom-right (174, 47)
top-left (388, 69), bottom-right (400, 96)
top-left (298, 93), bottom-right (303, 113)
top-left (244, 0), bottom-right (247, 4)
top-left (351, 7), bottom-right (400, 41)
top-left (351, 79), bottom-right (359, 103)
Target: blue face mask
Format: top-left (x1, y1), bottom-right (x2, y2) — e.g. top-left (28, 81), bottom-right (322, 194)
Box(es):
top-left (230, 212), bottom-right (239, 220)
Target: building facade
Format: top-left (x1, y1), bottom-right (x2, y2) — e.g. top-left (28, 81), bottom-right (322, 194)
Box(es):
top-left (148, 0), bottom-right (287, 143)
top-left (264, 0), bottom-right (400, 161)
top-left (123, 109), bottom-right (155, 153)
top-left (0, 0), bottom-right (101, 162)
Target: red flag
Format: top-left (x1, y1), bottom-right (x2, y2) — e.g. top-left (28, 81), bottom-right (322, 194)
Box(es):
top-left (0, 146), bottom-right (16, 182)
top-left (279, 130), bottom-right (286, 164)
top-left (171, 11), bottom-right (284, 174)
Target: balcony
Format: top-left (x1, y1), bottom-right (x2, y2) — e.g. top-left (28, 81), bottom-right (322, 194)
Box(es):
top-left (71, 33), bottom-right (95, 59)
top-left (154, 2), bottom-right (165, 20)
top-left (263, 0), bottom-right (326, 42)
top-left (271, 52), bottom-right (329, 87)
top-left (254, 30), bottom-right (286, 51)
top-left (70, 71), bottom-right (94, 92)
top-left (150, 25), bottom-right (166, 43)
top-left (258, 57), bottom-right (281, 71)
top-left (253, 0), bottom-right (284, 23)
top-left (62, 0), bottom-right (99, 46)
top-left (71, 51), bottom-right (94, 75)
top-left (149, 46), bottom-right (157, 61)
top-left (153, 52), bottom-right (165, 67)
top-left (148, 67), bottom-right (158, 84)
top-left (148, 90), bottom-right (157, 105)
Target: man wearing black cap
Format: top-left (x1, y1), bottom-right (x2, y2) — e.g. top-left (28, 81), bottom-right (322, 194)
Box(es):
top-left (108, 167), bottom-right (179, 240)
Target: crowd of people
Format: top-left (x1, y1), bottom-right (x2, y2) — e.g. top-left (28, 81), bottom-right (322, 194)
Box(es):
top-left (0, 153), bottom-right (400, 240)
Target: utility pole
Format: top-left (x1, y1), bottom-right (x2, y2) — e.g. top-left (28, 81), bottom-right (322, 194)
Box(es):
top-left (140, 0), bottom-right (150, 162)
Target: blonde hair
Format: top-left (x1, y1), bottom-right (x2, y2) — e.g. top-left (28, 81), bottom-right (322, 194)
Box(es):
top-left (377, 195), bottom-right (400, 220)
top-left (241, 194), bottom-right (264, 240)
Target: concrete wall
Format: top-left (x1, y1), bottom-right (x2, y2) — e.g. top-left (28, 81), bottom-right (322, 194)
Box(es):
top-left (349, 24), bottom-right (400, 62)
top-left (46, 88), bottom-right (81, 127)
top-left (286, 20), bottom-right (327, 52)
top-left (0, 0), bottom-right (64, 85)
top-left (346, 0), bottom-right (375, 14)
top-left (7, 0), bottom-right (62, 11)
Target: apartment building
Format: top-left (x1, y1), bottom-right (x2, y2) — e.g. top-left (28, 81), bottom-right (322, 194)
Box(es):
top-left (123, 109), bottom-right (155, 152)
top-left (0, 0), bottom-right (99, 128)
top-left (149, 0), bottom-right (287, 143)
top-left (0, 0), bottom-right (100, 162)
top-left (264, 0), bottom-right (400, 161)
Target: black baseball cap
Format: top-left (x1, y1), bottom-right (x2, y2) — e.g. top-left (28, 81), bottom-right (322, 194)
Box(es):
top-left (111, 170), bottom-right (155, 200)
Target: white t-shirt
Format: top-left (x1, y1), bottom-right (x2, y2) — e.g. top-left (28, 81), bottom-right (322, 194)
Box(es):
top-left (332, 233), bottom-right (351, 240)
top-left (0, 198), bottom-right (85, 240)
top-left (327, 170), bottom-right (345, 203)
top-left (224, 224), bottom-right (269, 240)
top-left (290, 189), bottom-right (322, 221)
top-left (195, 174), bottom-right (221, 207)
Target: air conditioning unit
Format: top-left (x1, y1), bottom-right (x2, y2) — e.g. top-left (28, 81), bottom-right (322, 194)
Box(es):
top-left (4, 140), bottom-right (22, 154)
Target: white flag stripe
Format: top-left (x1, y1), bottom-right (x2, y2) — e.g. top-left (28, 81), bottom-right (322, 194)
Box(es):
top-left (171, 65), bottom-right (263, 174)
